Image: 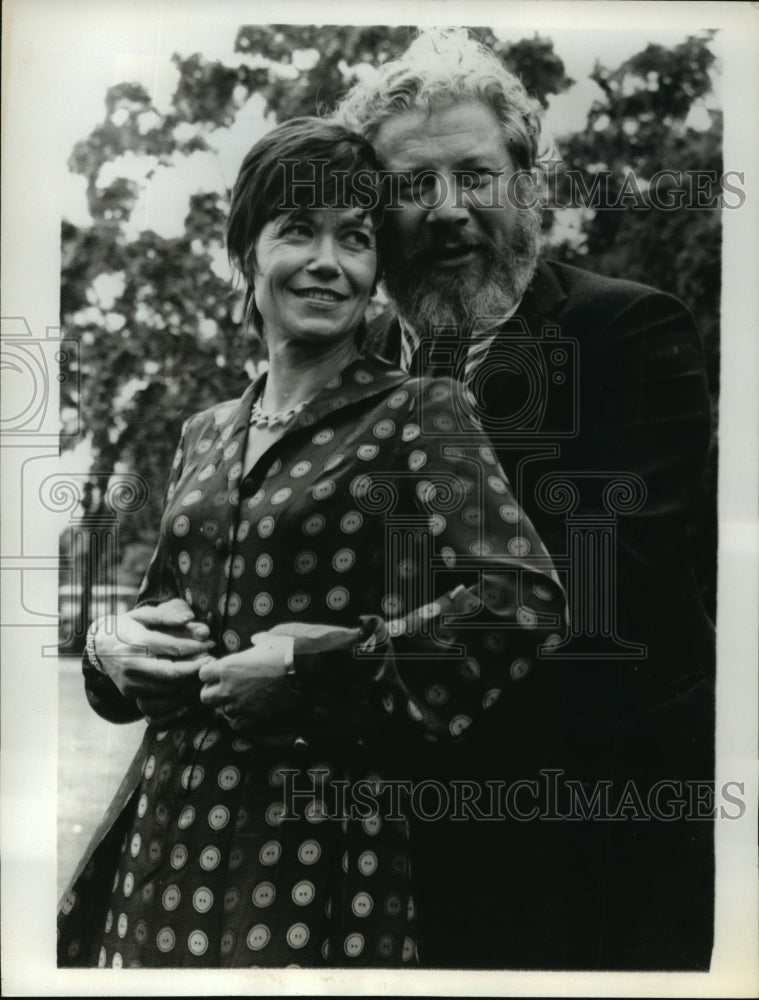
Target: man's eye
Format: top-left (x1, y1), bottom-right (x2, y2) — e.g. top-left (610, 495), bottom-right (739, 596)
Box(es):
top-left (456, 169), bottom-right (495, 188)
top-left (412, 174), bottom-right (436, 195)
top-left (396, 176), bottom-right (417, 199)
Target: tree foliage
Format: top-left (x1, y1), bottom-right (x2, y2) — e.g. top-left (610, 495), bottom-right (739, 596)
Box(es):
top-left (60, 25), bottom-right (720, 613)
top-left (550, 33), bottom-right (721, 396)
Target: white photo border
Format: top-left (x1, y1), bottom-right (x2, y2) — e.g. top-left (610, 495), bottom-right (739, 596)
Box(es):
top-left (1, 0), bottom-right (757, 995)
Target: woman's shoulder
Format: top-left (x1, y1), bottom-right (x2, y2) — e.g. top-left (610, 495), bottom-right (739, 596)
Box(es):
top-left (393, 372), bottom-right (484, 437)
top-left (181, 391), bottom-right (252, 439)
top-left (356, 354), bottom-right (476, 428)
top-left (401, 372), bottom-right (468, 408)
top-left (405, 372), bottom-right (459, 392)
top-left (360, 353), bottom-right (458, 396)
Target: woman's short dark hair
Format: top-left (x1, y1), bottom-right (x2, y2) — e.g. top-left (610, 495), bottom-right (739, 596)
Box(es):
top-left (227, 117), bottom-right (384, 337)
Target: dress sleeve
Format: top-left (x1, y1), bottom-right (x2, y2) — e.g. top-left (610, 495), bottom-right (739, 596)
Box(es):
top-left (287, 378), bottom-right (568, 746)
top-left (82, 420), bottom-right (192, 723)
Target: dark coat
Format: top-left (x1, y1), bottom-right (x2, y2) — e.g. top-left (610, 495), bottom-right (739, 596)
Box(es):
top-left (369, 259), bottom-right (716, 970)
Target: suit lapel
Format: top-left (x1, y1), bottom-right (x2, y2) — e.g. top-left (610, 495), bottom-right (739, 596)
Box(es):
top-left (504, 260), bottom-right (568, 339)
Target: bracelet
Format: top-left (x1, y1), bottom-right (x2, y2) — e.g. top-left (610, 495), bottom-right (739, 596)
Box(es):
top-left (285, 663), bottom-right (303, 697)
top-left (85, 618), bottom-right (108, 674)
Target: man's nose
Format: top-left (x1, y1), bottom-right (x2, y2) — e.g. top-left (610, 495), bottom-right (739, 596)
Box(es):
top-left (425, 173), bottom-right (469, 227)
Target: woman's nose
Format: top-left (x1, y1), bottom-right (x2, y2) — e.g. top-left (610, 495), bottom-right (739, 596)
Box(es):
top-left (306, 236), bottom-right (341, 274)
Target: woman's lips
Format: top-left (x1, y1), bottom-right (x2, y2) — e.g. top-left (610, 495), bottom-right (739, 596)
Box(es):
top-left (290, 287), bottom-right (348, 302)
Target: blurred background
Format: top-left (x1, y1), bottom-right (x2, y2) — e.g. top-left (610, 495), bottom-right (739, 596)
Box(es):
top-left (56, 16), bottom-right (723, 897)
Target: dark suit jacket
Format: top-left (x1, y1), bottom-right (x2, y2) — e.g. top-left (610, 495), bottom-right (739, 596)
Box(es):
top-left (370, 259), bottom-right (715, 970)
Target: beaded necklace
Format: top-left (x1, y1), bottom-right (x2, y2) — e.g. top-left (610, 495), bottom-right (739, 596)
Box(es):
top-left (248, 394), bottom-right (311, 429)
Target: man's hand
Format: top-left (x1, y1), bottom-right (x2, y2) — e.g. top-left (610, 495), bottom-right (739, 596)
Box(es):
top-left (94, 598), bottom-right (215, 719)
top-left (198, 632), bottom-right (296, 730)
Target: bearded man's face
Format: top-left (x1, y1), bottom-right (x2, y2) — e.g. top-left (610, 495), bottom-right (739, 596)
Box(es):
top-left (374, 100), bottom-right (542, 332)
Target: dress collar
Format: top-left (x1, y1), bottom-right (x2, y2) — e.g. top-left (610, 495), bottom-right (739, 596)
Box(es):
top-left (211, 355), bottom-right (410, 496)
top-left (242, 355), bottom-right (409, 428)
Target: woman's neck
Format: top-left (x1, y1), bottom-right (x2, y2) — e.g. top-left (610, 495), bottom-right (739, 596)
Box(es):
top-left (258, 337), bottom-right (361, 413)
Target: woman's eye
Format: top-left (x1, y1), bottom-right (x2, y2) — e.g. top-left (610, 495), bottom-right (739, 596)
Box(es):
top-left (343, 230), bottom-right (373, 249)
top-left (282, 222), bottom-right (312, 238)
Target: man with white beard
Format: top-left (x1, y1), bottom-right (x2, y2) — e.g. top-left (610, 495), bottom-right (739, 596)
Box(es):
top-left (333, 28), bottom-right (715, 971)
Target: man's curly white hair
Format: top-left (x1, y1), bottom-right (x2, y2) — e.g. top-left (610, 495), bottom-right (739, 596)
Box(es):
top-left (332, 27), bottom-right (557, 191)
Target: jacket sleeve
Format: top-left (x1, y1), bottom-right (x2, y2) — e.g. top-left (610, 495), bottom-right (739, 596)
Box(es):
top-left (284, 377), bottom-right (568, 745)
top-left (82, 420), bottom-right (193, 723)
top-left (586, 289), bottom-right (711, 524)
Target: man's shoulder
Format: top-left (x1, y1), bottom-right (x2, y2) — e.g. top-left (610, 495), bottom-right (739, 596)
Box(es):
top-left (539, 259), bottom-right (680, 310)
top-left (521, 259), bottom-right (696, 349)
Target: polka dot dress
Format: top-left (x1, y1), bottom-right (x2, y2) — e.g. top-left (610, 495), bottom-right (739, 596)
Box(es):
top-left (84, 721), bottom-right (416, 967)
top-left (58, 355), bottom-right (566, 967)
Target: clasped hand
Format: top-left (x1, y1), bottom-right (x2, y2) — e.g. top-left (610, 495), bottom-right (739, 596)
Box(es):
top-left (97, 604), bottom-right (326, 730)
top-left (95, 598), bottom-right (215, 724)
top-left (198, 632), bottom-right (295, 731)
top-left (197, 621), bottom-right (360, 731)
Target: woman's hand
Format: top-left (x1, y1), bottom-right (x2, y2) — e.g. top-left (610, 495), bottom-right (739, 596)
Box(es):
top-left (198, 632), bottom-right (296, 730)
top-left (94, 598), bottom-right (215, 720)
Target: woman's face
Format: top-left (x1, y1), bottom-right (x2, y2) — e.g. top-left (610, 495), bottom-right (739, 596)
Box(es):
top-left (252, 207), bottom-right (377, 349)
